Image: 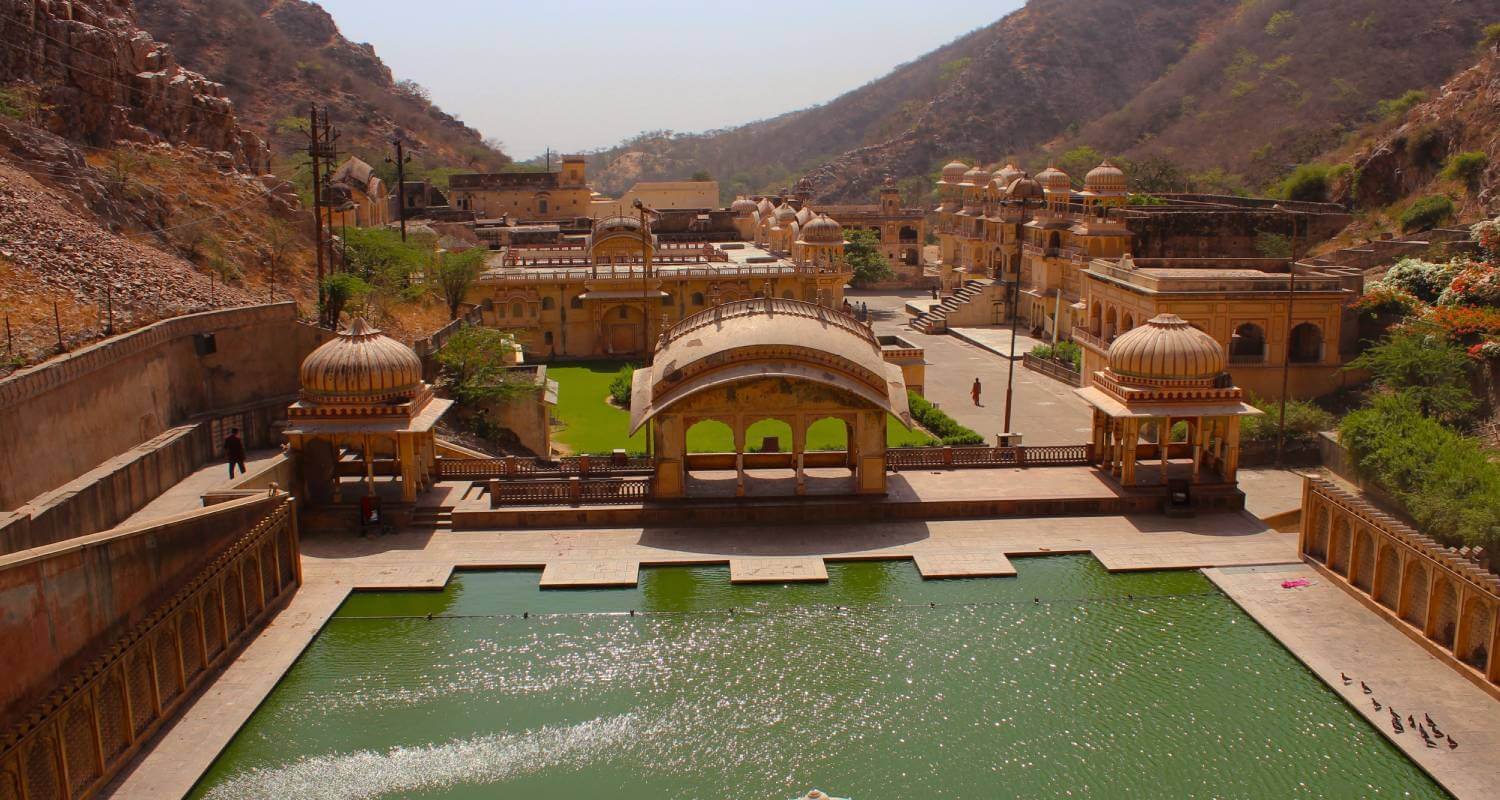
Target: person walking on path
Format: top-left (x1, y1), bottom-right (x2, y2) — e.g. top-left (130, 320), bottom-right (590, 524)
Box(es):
top-left (971, 378), bottom-right (982, 407)
top-left (224, 428), bottom-right (247, 478)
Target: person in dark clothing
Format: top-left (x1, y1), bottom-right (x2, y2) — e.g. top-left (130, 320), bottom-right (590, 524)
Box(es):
top-left (971, 378), bottom-right (982, 407)
top-left (224, 428), bottom-right (246, 478)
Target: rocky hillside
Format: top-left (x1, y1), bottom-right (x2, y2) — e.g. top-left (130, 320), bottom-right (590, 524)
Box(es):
top-left (591, 0), bottom-right (1226, 201)
top-left (589, 0), bottom-right (1500, 203)
top-left (0, 0), bottom-right (268, 167)
top-left (1334, 37), bottom-right (1500, 224)
top-left (1059, 0), bottom-right (1500, 191)
top-left (133, 0), bottom-right (508, 175)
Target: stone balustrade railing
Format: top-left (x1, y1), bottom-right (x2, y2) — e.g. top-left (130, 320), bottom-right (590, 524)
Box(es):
top-left (487, 477), bottom-right (653, 507)
top-left (0, 496), bottom-right (300, 799)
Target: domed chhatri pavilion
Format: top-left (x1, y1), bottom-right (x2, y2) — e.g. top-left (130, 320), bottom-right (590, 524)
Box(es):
top-left (1074, 313), bottom-right (1261, 491)
top-left (630, 296), bottom-right (910, 498)
top-left (284, 318), bottom-right (452, 505)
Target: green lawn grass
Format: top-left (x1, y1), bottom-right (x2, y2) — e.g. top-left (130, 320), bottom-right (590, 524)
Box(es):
top-left (548, 361), bottom-right (935, 455)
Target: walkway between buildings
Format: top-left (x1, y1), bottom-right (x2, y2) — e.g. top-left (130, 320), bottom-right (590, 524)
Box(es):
top-left (121, 448), bottom-right (283, 527)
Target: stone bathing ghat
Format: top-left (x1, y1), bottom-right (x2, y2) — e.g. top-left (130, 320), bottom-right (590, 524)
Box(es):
top-left (2, 247), bottom-right (1497, 799)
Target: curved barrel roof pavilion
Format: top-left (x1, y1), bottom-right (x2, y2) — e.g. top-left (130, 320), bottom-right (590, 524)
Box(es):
top-left (630, 296), bottom-right (910, 498)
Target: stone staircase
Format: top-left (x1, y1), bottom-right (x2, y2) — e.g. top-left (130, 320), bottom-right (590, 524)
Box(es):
top-left (910, 279), bottom-right (989, 334)
top-left (410, 505), bottom-right (455, 529)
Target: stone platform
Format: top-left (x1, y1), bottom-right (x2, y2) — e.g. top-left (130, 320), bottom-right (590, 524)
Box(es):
top-left (452, 466), bottom-right (1247, 530)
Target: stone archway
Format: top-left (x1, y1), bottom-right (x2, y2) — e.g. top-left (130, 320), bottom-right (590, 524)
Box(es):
top-left (632, 300), bottom-right (910, 499)
top-left (1307, 504), bottom-right (1330, 560)
top-left (1328, 517), bottom-right (1351, 575)
top-left (1400, 560), bottom-right (1430, 628)
top-left (1374, 544), bottom-right (1401, 610)
top-left (1456, 597), bottom-right (1494, 670)
top-left (1427, 576), bottom-right (1459, 648)
top-left (1352, 527), bottom-right (1375, 592)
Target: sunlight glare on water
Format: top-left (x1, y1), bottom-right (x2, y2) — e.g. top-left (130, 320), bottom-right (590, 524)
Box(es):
top-left (190, 556), bottom-right (1447, 800)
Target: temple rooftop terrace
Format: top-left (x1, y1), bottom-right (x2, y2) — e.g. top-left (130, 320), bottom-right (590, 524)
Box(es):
top-left (1085, 257), bottom-right (1363, 297)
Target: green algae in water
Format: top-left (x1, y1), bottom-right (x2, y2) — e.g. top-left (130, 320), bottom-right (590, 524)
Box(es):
top-left (191, 556), bottom-right (1448, 799)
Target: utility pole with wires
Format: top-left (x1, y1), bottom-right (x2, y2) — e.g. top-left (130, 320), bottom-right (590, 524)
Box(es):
top-left (387, 130), bottom-right (411, 241)
top-left (321, 113), bottom-right (342, 275)
top-left (308, 104), bottom-right (329, 317)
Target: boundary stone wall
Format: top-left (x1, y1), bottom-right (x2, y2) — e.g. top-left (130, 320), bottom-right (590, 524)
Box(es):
top-left (0, 303), bottom-right (329, 511)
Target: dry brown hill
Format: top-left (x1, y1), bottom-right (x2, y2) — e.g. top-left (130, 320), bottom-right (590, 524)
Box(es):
top-left (591, 0), bottom-right (1227, 201)
top-left (1332, 36), bottom-right (1500, 229)
top-left (133, 0), bottom-right (508, 178)
top-left (1058, 0), bottom-right (1500, 191)
top-left (588, 0), bottom-right (1500, 203)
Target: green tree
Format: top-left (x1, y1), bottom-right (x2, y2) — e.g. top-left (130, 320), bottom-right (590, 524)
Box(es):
top-left (690, 169), bottom-right (712, 182)
top-left (320, 272), bottom-right (370, 328)
top-left (1056, 146), bottom-right (1103, 183)
top-left (1347, 324), bottom-right (1477, 423)
top-left (843, 228), bottom-right (893, 285)
top-left (435, 326), bottom-right (530, 403)
top-left (343, 226), bottom-right (429, 287)
top-left (435, 249), bottom-right (487, 319)
top-left (1123, 156), bottom-right (1190, 193)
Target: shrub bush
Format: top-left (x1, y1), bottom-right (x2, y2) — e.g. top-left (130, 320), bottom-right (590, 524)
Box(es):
top-left (1239, 393), bottom-right (1335, 446)
top-left (1399, 195), bottom-right (1454, 233)
top-left (1339, 393), bottom-right (1500, 552)
top-left (907, 391), bottom-right (985, 446)
top-left (1440, 151), bottom-right (1488, 189)
top-left (1374, 90), bottom-right (1426, 120)
top-left (1378, 257), bottom-right (1457, 303)
top-left (1029, 341), bottom-right (1083, 371)
top-left (1480, 21), bottom-right (1500, 51)
top-left (1435, 260), bottom-right (1500, 308)
top-left (1350, 285), bottom-right (1423, 319)
top-left (1275, 163), bottom-right (1333, 202)
top-left (1348, 324), bottom-right (1477, 423)
top-left (608, 366), bottom-right (634, 406)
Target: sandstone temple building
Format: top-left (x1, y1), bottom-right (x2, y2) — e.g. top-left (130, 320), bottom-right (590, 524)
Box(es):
top-left (927, 159), bottom-right (1365, 400)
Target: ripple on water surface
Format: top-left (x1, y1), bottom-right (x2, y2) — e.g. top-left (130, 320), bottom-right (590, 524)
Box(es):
top-left (191, 556), bottom-right (1447, 800)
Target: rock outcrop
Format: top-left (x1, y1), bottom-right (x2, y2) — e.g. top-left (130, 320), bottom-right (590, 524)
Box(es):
top-left (0, 0), bottom-right (268, 170)
top-left (1340, 40), bottom-right (1500, 216)
top-left (133, 0), bottom-right (508, 171)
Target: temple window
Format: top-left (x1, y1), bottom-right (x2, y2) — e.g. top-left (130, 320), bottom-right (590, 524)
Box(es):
top-left (1230, 323), bottom-right (1266, 363)
top-left (1289, 322), bottom-right (1323, 364)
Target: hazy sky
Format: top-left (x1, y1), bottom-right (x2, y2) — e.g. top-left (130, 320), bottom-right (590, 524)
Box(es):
top-left (312, 0), bottom-right (1022, 160)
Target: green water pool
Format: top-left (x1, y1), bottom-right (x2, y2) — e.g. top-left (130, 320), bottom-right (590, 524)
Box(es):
top-left (190, 556), bottom-right (1446, 799)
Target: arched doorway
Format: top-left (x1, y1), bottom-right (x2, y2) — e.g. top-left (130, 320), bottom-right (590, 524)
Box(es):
top-left (1328, 518), bottom-right (1351, 575)
top-left (1307, 505), bottom-right (1330, 560)
top-left (601, 304), bottom-right (647, 356)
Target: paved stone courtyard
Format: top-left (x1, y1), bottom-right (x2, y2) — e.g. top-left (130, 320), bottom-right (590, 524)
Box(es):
top-left (849, 289), bottom-right (1094, 445)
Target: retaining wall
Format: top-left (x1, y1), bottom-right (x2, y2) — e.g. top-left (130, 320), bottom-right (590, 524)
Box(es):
top-left (0, 303), bottom-right (329, 511)
top-left (0, 494), bottom-right (285, 726)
